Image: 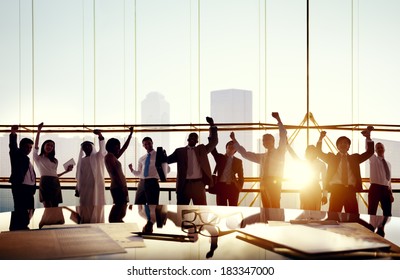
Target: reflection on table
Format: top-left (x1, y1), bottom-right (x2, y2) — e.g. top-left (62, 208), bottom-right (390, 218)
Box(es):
top-left (0, 205), bottom-right (399, 260)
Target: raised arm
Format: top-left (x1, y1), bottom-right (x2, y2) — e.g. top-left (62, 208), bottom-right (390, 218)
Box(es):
top-left (272, 112), bottom-right (287, 150)
top-left (360, 126), bottom-right (375, 163)
top-left (34, 122), bottom-right (44, 150)
top-left (117, 126), bottom-right (133, 159)
top-left (9, 125), bottom-right (19, 152)
top-left (94, 129), bottom-right (104, 141)
top-left (94, 129), bottom-right (107, 157)
top-left (204, 116), bottom-right (218, 153)
top-left (230, 131), bottom-right (262, 164)
top-left (316, 131), bottom-right (329, 204)
top-left (315, 131), bottom-right (330, 163)
top-left (211, 147), bottom-right (220, 160)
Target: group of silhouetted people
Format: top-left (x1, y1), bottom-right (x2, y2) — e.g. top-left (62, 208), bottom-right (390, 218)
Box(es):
top-left (7, 115), bottom-right (394, 229)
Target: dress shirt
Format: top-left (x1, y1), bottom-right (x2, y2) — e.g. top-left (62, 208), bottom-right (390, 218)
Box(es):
top-left (234, 121), bottom-right (287, 179)
top-left (369, 154), bottom-right (391, 187)
top-left (33, 148), bottom-right (58, 177)
top-left (220, 156), bottom-right (233, 184)
top-left (186, 146), bottom-right (202, 179)
top-left (132, 150), bottom-right (160, 179)
top-left (22, 162), bottom-right (36, 186)
top-left (329, 152), bottom-right (356, 186)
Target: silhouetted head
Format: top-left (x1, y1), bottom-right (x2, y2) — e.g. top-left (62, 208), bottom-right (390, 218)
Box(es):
top-left (262, 134), bottom-right (275, 150)
top-left (187, 133), bottom-right (198, 147)
top-left (305, 145), bottom-right (317, 161)
top-left (106, 138), bottom-right (121, 155)
top-left (142, 137), bottom-right (153, 153)
top-left (40, 140), bottom-right (56, 162)
top-left (225, 140), bottom-right (237, 157)
top-left (375, 142), bottom-right (385, 157)
top-left (19, 138), bottom-right (33, 156)
top-left (336, 136), bottom-right (351, 154)
top-left (81, 141), bottom-right (94, 157)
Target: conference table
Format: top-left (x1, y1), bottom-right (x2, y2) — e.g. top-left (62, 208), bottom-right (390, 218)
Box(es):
top-left (0, 204), bottom-right (399, 260)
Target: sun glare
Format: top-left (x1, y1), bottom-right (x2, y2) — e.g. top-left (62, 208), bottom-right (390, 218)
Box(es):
top-left (284, 159), bottom-right (316, 189)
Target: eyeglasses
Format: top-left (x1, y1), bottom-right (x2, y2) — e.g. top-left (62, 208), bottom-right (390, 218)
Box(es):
top-left (181, 222), bottom-right (221, 237)
top-left (181, 209), bottom-right (220, 224)
top-left (181, 209), bottom-right (244, 236)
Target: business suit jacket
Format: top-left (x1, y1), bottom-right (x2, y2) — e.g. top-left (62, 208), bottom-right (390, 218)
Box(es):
top-left (9, 133), bottom-right (35, 185)
top-left (167, 126), bottom-right (218, 194)
top-left (316, 140), bottom-right (374, 192)
top-left (211, 148), bottom-right (244, 191)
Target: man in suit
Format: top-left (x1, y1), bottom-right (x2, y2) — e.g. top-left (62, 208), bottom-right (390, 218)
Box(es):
top-left (167, 117), bottom-right (218, 205)
top-left (211, 141), bottom-right (244, 206)
top-left (230, 112), bottom-right (287, 208)
top-left (9, 125), bottom-right (36, 229)
top-left (317, 129), bottom-right (374, 214)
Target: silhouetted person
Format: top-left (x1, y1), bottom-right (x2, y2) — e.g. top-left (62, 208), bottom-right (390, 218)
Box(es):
top-left (231, 112), bottom-right (287, 208)
top-left (316, 128), bottom-right (374, 214)
top-left (211, 141), bottom-right (244, 206)
top-left (33, 122), bottom-right (73, 207)
top-left (129, 137), bottom-right (170, 205)
top-left (368, 140), bottom-right (393, 216)
top-left (9, 125), bottom-right (36, 230)
top-left (75, 130), bottom-right (106, 223)
top-left (166, 117), bottom-right (218, 205)
top-left (104, 127), bottom-right (133, 222)
top-left (287, 144), bottom-right (327, 210)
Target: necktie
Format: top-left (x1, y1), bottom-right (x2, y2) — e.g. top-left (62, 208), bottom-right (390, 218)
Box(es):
top-left (341, 154), bottom-right (348, 185)
top-left (382, 158), bottom-right (390, 181)
top-left (143, 153), bottom-right (151, 177)
top-left (221, 156), bottom-right (233, 184)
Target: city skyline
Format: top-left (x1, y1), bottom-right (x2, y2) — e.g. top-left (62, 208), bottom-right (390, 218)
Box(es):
top-left (1, 0), bottom-right (400, 212)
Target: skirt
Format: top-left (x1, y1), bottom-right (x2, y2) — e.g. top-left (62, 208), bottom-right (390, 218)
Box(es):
top-left (39, 176), bottom-right (63, 205)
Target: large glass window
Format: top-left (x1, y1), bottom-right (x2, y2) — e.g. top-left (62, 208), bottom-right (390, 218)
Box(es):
top-left (1, 0), bottom-right (399, 212)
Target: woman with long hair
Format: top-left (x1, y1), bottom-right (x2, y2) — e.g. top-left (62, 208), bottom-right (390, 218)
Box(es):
top-left (33, 122), bottom-right (73, 207)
